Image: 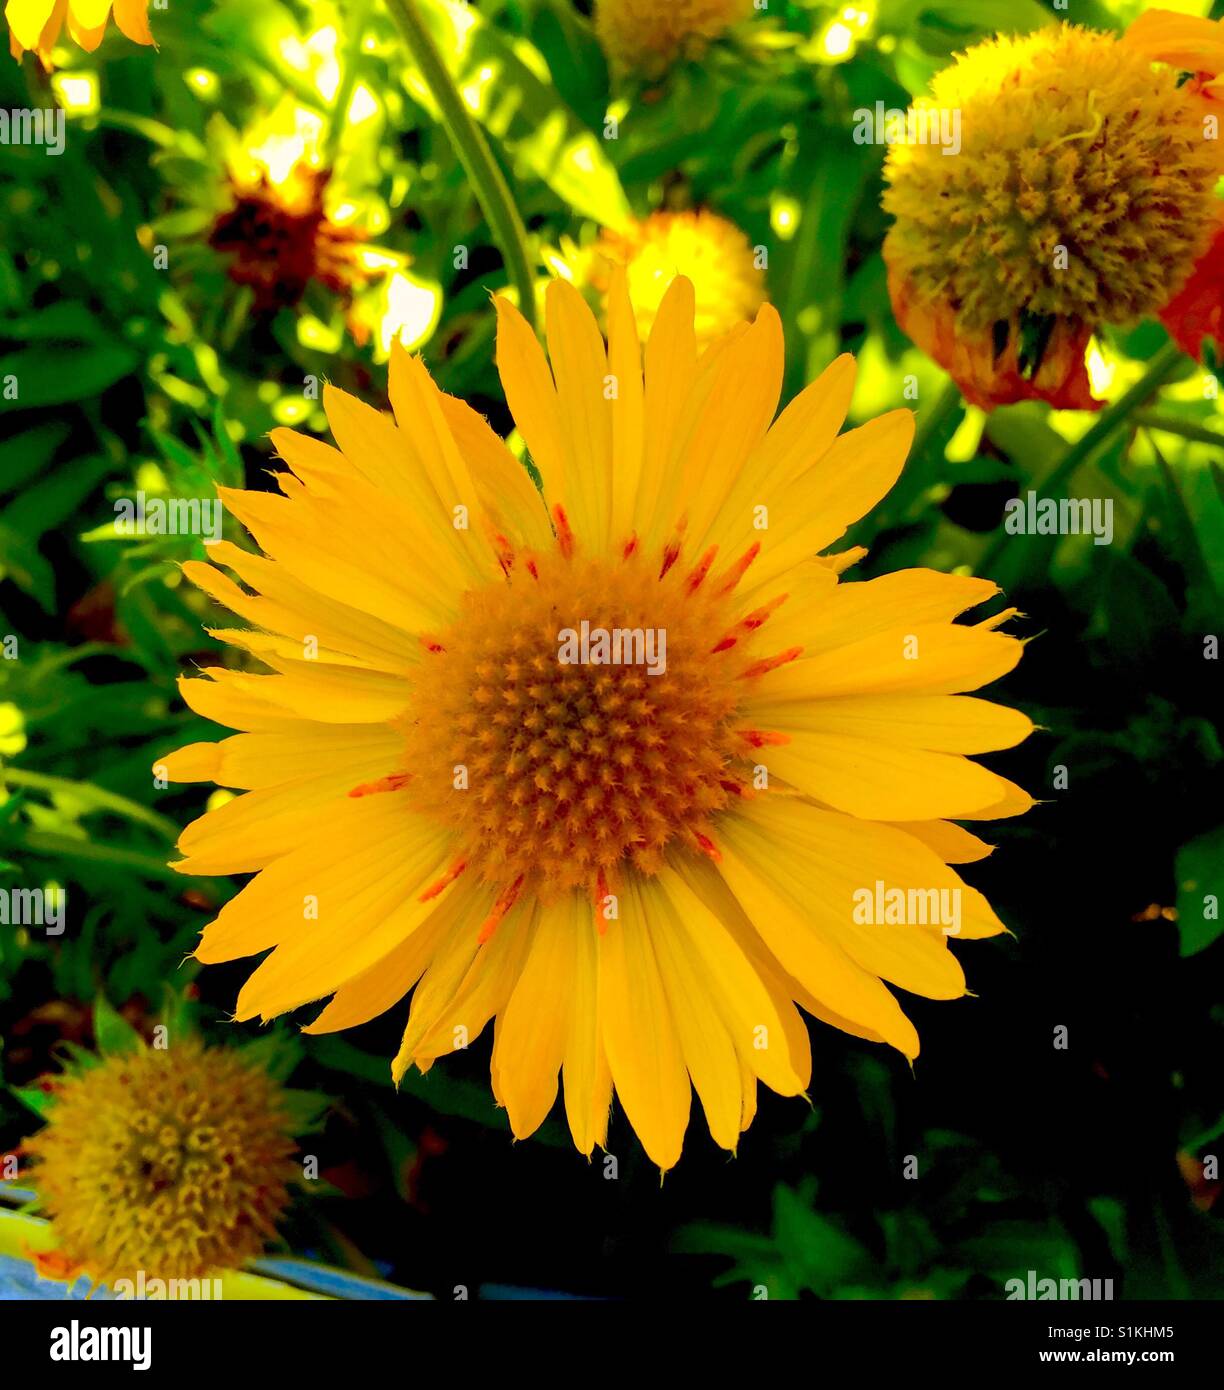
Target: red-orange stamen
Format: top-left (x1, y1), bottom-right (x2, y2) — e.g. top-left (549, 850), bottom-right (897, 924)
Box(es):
top-left (715, 542), bottom-right (761, 595)
top-left (348, 772), bottom-right (413, 798)
top-left (686, 545), bottom-right (719, 594)
top-left (477, 875), bottom-right (524, 944)
top-left (419, 857), bottom-right (468, 902)
top-left (738, 646), bottom-right (803, 680)
top-left (553, 504), bottom-right (575, 558)
top-left (491, 532), bottom-right (515, 575)
top-left (737, 729), bottom-right (791, 748)
top-left (694, 832), bottom-right (722, 863)
top-left (659, 538), bottom-right (683, 579)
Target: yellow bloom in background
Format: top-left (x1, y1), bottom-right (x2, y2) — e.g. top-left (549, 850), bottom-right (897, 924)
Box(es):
top-left (6, 0), bottom-right (153, 66)
top-left (22, 1034), bottom-right (299, 1287)
top-left (163, 273), bottom-right (1032, 1170)
top-left (595, 0), bottom-right (753, 78)
top-left (590, 209), bottom-right (766, 347)
top-left (883, 18), bottom-right (1224, 410)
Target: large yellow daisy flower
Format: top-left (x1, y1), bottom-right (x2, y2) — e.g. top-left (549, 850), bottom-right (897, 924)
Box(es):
top-left (163, 273), bottom-right (1032, 1170)
top-left (6, 0), bottom-right (153, 66)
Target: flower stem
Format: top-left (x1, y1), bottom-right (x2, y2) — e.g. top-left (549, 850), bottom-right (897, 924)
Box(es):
top-left (1040, 340), bottom-right (1186, 494)
top-left (1, 768), bottom-right (180, 843)
top-left (911, 377), bottom-right (963, 465)
top-left (383, 0), bottom-right (537, 330)
top-left (1133, 411), bottom-right (1224, 448)
top-left (326, 0), bottom-right (372, 165)
top-left (974, 340), bottom-right (1187, 580)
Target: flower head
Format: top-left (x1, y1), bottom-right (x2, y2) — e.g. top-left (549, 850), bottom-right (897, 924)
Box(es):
top-left (209, 167), bottom-right (375, 312)
top-left (589, 210), bottom-right (766, 347)
top-left (6, 0), bottom-right (153, 67)
top-left (207, 105), bottom-right (378, 313)
top-left (23, 1030), bottom-right (299, 1286)
top-left (883, 19), bottom-right (1224, 409)
top-left (165, 273), bottom-right (1032, 1170)
top-left (595, 0), bottom-right (753, 78)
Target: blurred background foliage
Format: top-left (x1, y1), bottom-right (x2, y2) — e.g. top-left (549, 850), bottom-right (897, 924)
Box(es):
top-left (0, 0), bottom-right (1221, 1298)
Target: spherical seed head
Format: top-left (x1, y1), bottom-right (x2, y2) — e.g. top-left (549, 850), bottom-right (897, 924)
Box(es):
top-left (591, 210), bottom-right (767, 346)
top-left (882, 25), bottom-right (1221, 333)
top-left (25, 1039), bottom-right (298, 1286)
top-left (401, 551), bottom-right (756, 898)
top-left (594, 0), bottom-right (754, 77)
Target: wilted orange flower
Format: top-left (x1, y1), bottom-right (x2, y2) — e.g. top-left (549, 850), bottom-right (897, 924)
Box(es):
top-left (883, 14), bottom-right (1224, 409)
top-left (1124, 11), bottom-right (1224, 363)
top-left (209, 164), bottom-right (375, 313)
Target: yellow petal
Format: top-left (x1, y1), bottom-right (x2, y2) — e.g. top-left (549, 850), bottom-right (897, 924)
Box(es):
top-left (606, 263), bottom-right (645, 546)
top-left (561, 904), bottom-right (612, 1155)
top-left (882, 819), bottom-right (995, 864)
top-left (433, 387), bottom-right (553, 555)
top-left (543, 278), bottom-right (614, 549)
top-left (599, 877), bottom-right (691, 1170)
top-left (763, 623), bottom-right (1025, 701)
top-left (6, 0), bottom-right (57, 48)
top-left (111, 0), bottom-right (151, 43)
top-left (303, 877), bottom-right (478, 1035)
top-left (494, 293), bottom-right (566, 501)
top-left (494, 895), bottom-right (582, 1138)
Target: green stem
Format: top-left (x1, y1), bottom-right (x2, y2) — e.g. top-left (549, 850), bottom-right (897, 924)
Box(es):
top-left (910, 377), bottom-right (963, 466)
top-left (325, 0), bottom-right (372, 165)
top-left (8, 830), bottom-right (194, 883)
top-left (0, 768), bottom-right (179, 843)
top-left (975, 341), bottom-right (1187, 580)
top-left (383, 0), bottom-right (537, 330)
top-left (1133, 411), bottom-right (1224, 448)
top-left (95, 108), bottom-right (206, 156)
top-left (1040, 340), bottom-right (1186, 495)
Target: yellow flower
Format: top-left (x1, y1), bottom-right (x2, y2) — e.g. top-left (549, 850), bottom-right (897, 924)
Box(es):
top-left (595, 0), bottom-right (753, 77)
top-left (6, 0), bottom-right (153, 67)
top-left (23, 1035), bottom-right (298, 1286)
top-left (882, 20), bottom-right (1223, 409)
top-left (590, 209), bottom-right (767, 347)
top-left (164, 273), bottom-right (1032, 1170)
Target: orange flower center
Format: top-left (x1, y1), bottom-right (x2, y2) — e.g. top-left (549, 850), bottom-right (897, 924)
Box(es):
top-left (400, 544), bottom-right (772, 899)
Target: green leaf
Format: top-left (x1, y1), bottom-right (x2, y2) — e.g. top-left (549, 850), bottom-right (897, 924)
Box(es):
top-left (0, 345), bottom-right (139, 408)
top-left (10, 1084), bottom-right (54, 1118)
top-left (0, 520), bottom-right (55, 610)
top-left (0, 423), bottom-right (70, 498)
top-left (879, 0), bottom-right (1050, 55)
top-left (93, 994), bottom-right (143, 1055)
top-left (1101, 552), bottom-right (1181, 664)
top-left (1175, 826), bottom-right (1224, 957)
top-left (772, 1185), bottom-right (872, 1293)
top-left (410, 0), bottom-right (631, 229)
